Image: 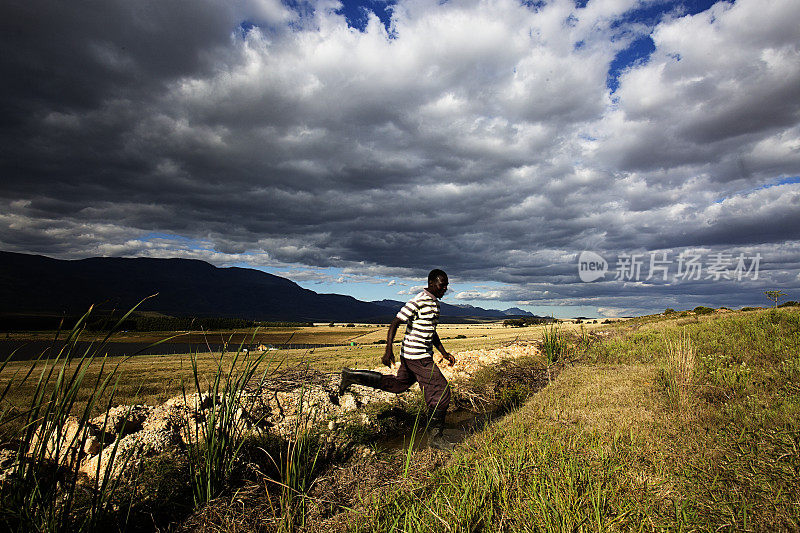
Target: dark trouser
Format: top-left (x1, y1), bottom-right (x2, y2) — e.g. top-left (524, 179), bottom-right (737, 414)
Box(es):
top-left (379, 356), bottom-right (451, 414)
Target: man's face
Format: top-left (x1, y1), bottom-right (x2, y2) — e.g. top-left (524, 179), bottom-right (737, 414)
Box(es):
top-left (430, 275), bottom-right (448, 299)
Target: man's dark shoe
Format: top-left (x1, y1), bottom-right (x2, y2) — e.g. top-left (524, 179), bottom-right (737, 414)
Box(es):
top-left (427, 410), bottom-right (454, 451)
top-left (338, 368), bottom-right (383, 396)
top-left (428, 429), bottom-right (455, 451)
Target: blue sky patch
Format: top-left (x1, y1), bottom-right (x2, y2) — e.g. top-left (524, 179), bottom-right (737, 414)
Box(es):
top-left (521, 0), bottom-right (548, 11)
top-left (611, 0), bottom-right (728, 30)
top-left (336, 0), bottom-right (396, 31)
top-left (238, 20), bottom-right (257, 37)
top-left (715, 176), bottom-right (800, 203)
top-left (606, 0), bottom-right (733, 92)
top-left (607, 35), bottom-right (655, 92)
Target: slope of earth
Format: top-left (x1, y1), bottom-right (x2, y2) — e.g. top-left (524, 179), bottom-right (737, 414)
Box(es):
top-left (335, 307), bottom-right (800, 531)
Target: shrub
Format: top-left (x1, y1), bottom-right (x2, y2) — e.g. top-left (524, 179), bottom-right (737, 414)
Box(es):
top-left (118, 450), bottom-right (193, 529)
top-left (664, 308), bottom-right (676, 315)
top-left (693, 306), bottom-right (715, 315)
top-left (468, 366), bottom-right (500, 390)
top-left (495, 383), bottom-right (531, 411)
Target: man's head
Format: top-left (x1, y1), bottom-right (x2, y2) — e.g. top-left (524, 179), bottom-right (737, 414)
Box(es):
top-left (427, 269), bottom-right (448, 299)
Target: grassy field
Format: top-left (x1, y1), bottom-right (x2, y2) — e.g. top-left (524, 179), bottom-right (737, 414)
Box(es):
top-left (2, 321), bottom-right (597, 345)
top-left (342, 307), bottom-right (800, 531)
top-left (2, 325), bottom-right (387, 345)
top-left (0, 322), bottom-right (590, 416)
top-left (7, 308), bottom-right (796, 531)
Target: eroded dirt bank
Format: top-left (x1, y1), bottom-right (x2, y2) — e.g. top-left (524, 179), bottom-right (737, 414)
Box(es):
top-left (21, 342), bottom-right (548, 484)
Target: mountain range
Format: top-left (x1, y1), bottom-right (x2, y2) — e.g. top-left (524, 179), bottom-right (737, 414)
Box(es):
top-left (0, 251), bottom-right (537, 323)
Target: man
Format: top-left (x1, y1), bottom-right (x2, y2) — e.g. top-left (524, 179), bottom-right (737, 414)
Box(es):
top-left (338, 269), bottom-right (456, 450)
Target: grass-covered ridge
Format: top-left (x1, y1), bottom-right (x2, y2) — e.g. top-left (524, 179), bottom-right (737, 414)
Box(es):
top-left (348, 308), bottom-right (800, 531)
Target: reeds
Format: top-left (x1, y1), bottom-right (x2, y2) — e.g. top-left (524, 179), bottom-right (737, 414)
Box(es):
top-left (540, 322), bottom-right (568, 366)
top-left (252, 383), bottom-right (325, 531)
top-left (0, 302), bottom-right (149, 532)
top-left (281, 388), bottom-right (323, 529)
top-left (182, 330), bottom-right (271, 506)
top-left (661, 327), bottom-right (695, 409)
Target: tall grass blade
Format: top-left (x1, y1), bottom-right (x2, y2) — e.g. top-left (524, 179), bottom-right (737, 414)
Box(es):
top-left (0, 298), bottom-right (156, 532)
top-left (182, 328), bottom-right (273, 506)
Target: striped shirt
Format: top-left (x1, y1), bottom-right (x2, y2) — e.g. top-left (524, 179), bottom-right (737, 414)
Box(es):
top-left (396, 289), bottom-right (440, 359)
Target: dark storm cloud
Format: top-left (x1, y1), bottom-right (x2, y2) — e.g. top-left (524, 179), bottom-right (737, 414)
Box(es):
top-left (1, 0), bottom-right (799, 312)
top-left (0, 0), bottom-right (238, 148)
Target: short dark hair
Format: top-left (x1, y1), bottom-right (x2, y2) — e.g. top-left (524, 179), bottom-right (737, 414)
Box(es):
top-left (428, 269), bottom-right (447, 285)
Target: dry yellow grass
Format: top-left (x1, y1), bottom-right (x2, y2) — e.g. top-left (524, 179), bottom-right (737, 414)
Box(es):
top-left (662, 328), bottom-right (695, 410)
top-left (526, 364), bottom-right (661, 435)
top-left (3, 325), bottom-right (385, 345)
top-left (350, 361), bottom-right (680, 531)
top-left (3, 321), bottom-right (600, 345)
top-left (0, 322), bottom-right (595, 414)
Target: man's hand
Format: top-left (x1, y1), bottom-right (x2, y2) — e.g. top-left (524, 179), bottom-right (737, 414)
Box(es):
top-left (442, 351), bottom-right (456, 366)
top-left (382, 346), bottom-right (396, 367)
top-left (383, 317), bottom-right (401, 367)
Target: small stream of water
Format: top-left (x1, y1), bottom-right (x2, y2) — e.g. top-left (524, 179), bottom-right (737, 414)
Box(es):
top-left (377, 407), bottom-right (491, 451)
top-left (376, 365), bottom-right (556, 452)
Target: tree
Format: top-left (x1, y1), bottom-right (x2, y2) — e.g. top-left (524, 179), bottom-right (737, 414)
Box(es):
top-left (764, 290), bottom-right (787, 308)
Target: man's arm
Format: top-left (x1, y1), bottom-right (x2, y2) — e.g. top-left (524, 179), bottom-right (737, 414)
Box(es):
top-left (432, 331), bottom-right (456, 366)
top-left (382, 317), bottom-right (403, 367)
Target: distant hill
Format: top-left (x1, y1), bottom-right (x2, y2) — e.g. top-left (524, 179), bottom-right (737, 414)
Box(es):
top-left (0, 251), bottom-right (393, 322)
top-left (502, 307), bottom-right (535, 317)
top-left (370, 300), bottom-right (540, 320)
top-left (0, 251), bottom-right (536, 323)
